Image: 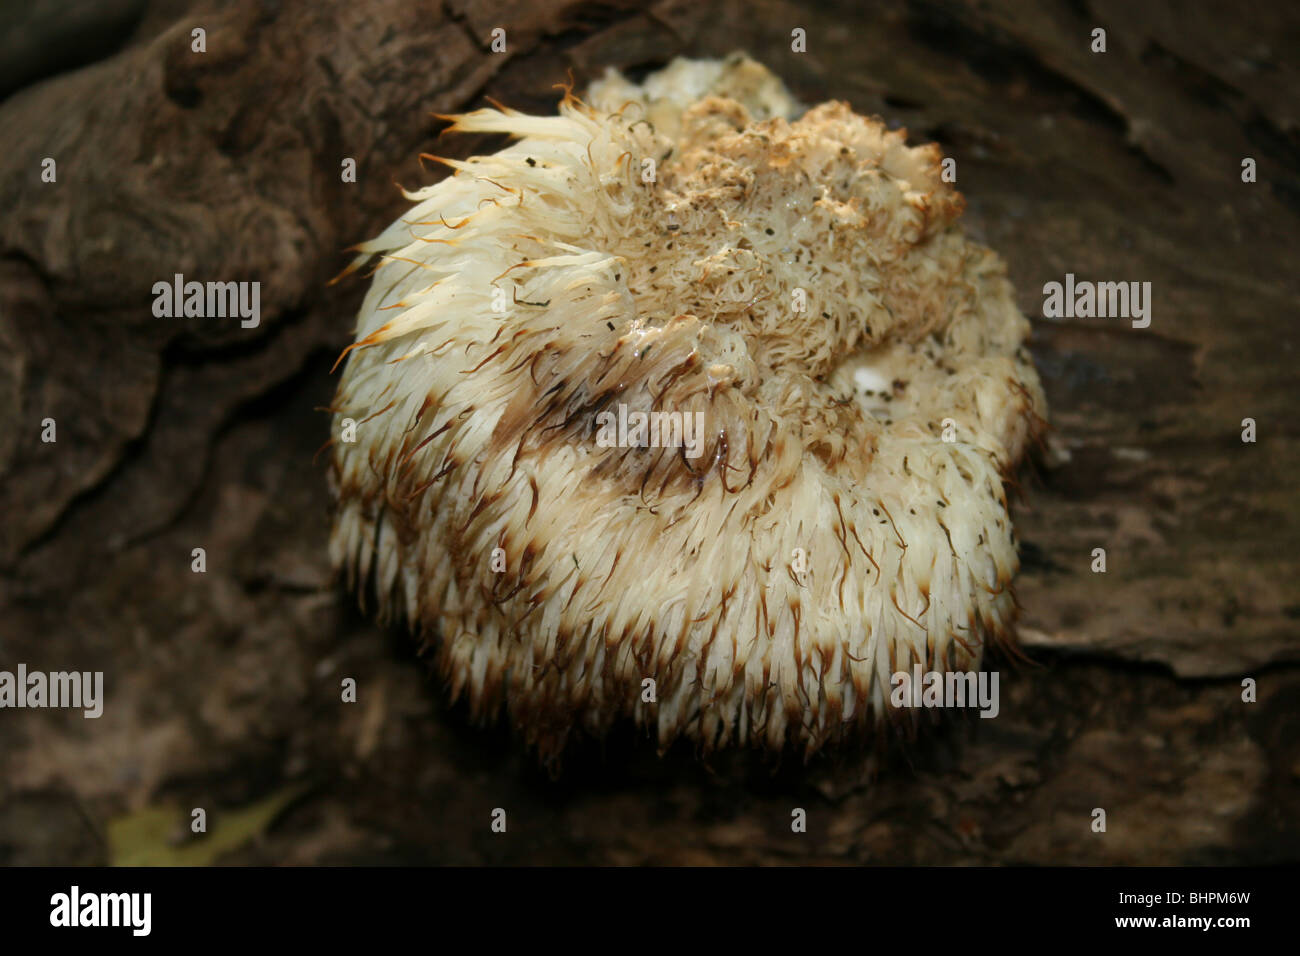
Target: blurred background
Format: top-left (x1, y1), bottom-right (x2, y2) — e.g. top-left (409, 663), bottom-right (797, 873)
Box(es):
top-left (0, 0), bottom-right (1297, 864)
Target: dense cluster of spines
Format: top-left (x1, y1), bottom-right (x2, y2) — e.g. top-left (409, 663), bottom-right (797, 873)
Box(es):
top-left (329, 56), bottom-right (1047, 763)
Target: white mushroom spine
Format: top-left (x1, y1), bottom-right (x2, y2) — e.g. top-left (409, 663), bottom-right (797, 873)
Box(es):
top-left (329, 55), bottom-right (1048, 761)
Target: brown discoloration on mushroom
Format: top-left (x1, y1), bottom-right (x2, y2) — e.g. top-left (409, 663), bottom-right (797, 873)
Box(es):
top-left (329, 55), bottom-right (1047, 764)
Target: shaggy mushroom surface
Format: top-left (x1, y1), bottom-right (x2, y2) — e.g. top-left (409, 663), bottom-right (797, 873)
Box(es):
top-left (329, 54), bottom-right (1047, 761)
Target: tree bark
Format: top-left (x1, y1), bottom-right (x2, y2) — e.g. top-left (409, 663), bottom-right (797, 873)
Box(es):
top-left (0, 0), bottom-right (1296, 865)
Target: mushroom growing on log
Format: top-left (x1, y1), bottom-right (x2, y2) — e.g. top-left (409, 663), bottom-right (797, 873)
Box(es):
top-left (329, 54), bottom-right (1047, 764)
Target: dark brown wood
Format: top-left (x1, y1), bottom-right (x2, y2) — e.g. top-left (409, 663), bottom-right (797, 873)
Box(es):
top-left (0, 0), bottom-right (1296, 865)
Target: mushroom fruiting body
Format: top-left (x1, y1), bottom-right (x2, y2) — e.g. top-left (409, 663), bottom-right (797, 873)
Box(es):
top-left (329, 55), bottom-right (1047, 761)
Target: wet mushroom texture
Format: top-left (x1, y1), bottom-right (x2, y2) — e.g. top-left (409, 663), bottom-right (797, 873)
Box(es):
top-left (328, 54), bottom-right (1047, 765)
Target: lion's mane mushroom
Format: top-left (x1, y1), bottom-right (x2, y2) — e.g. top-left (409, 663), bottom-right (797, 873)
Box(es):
top-left (329, 53), bottom-right (1047, 762)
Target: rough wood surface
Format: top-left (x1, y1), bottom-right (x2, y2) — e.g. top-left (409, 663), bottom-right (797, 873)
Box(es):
top-left (1, 0), bottom-right (1297, 865)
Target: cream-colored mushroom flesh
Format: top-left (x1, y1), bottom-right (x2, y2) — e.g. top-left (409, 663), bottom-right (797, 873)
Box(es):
top-left (329, 54), bottom-right (1047, 761)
